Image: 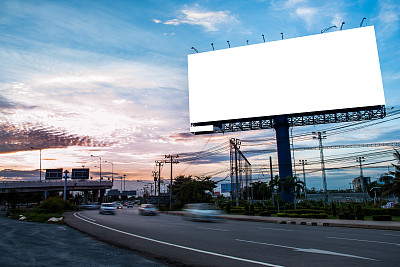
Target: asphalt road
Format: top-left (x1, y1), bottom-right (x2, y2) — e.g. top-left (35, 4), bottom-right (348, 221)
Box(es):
top-left (0, 214), bottom-right (167, 266)
top-left (65, 207), bottom-right (400, 267)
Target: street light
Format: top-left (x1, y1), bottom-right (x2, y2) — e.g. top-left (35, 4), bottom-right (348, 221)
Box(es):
top-left (31, 147), bottom-right (42, 182)
top-left (91, 155), bottom-right (102, 181)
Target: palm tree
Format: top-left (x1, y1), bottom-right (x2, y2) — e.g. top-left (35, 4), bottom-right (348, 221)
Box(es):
top-left (281, 176), bottom-right (305, 209)
top-left (384, 149), bottom-right (400, 198)
top-left (269, 175), bottom-right (281, 208)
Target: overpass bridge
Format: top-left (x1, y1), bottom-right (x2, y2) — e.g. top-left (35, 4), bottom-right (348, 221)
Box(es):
top-left (0, 180), bottom-right (113, 203)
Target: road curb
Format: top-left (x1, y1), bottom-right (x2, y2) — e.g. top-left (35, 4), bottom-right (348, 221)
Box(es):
top-left (163, 211), bottom-right (400, 231)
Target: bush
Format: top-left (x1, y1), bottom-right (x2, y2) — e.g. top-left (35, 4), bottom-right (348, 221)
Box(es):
top-left (34, 197), bottom-right (75, 214)
top-left (386, 208), bottom-right (400, 216)
top-left (259, 211), bottom-right (271, 216)
top-left (362, 208), bottom-right (387, 216)
top-left (244, 211), bottom-right (255, 216)
top-left (338, 213), bottom-right (356, 220)
top-left (372, 215), bottom-right (392, 221)
top-left (354, 204), bottom-right (364, 220)
top-left (300, 213), bottom-right (329, 219)
top-left (277, 213), bottom-right (289, 217)
top-left (331, 202), bottom-right (337, 217)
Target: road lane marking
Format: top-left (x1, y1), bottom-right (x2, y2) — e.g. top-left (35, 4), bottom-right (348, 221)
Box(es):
top-left (77, 212), bottom-right (96, 222)
top-left (384, 233), bottom-right (400, 237)
top-left (197, 227), bottom-right (229, 232)
top-left (73, 212), bottom-right (282, 267)
top-left (235, 239), bottom-right (377, 261)
top-left (258, 227), bottom-right (294, 232)
top-left (326, 236), bottom-right (400, 246)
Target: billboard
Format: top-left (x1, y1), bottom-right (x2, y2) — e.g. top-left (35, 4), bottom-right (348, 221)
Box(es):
top-left (221, 183), bottom-right (240, 193)
top-left (71, 168), bottom-right (90, 179)
top-left (188, 26), bottom-right (385, 129)
top-left (45, 169), bottom-right (63, 180)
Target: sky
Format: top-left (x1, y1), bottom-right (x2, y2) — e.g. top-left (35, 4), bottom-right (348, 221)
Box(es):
top-left (0, 0), bottom-right (400, 192)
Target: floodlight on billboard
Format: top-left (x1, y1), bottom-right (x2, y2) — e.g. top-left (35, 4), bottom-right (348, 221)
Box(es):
top-left (188, 26), bottom-right (385, 132)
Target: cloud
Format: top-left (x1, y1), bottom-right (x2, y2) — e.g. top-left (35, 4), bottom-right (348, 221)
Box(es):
top-left (295, 7), bottom-right (317, 27)
top-left (158, 5), bottom-right (237, 32)
top-left (0, 121), bottom-right (109, 154)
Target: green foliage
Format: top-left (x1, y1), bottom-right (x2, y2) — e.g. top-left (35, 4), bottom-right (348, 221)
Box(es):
top-left (259, 211), bottom-right (271, 216)
top-left (372, 215), bottom-right (392, 221)
top-left (172, 175), bottom-right (217, 205)
top-left (354, 204), bottom-right (364, 220)
top-left (330, 202), bottom-right (337, 217)
top-left (34, 197), bottom-right (75, 214)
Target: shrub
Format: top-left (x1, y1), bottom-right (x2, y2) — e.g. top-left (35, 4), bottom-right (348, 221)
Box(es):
top-left (244, 211), bottom-right (255, 216)
top-left (386, 208), bottom-right (400, 216)
top-left (277, 213), bottom-right (289, 217)
top-left (226, 202), bottom-right (231, 213)
top-left (354, 204), bottom-right (364, 220)
top-left (372, 215), bottom-right (392, 221)
top-left (330, 202), bottom-right (337, 217)
top-left (259, 211), bottom-right (271, 216)
top-left (362, 208), bottom-right (386, 216)
top-left (34, 197), bottom-right (75, 214)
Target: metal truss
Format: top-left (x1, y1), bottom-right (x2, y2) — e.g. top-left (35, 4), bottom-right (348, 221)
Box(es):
top-left (196, 105), bottom-right (386, 134)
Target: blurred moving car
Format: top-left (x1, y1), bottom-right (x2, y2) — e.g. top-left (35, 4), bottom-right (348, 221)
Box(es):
top-left (79, 202), bottom-right (100, 210)
top-left (183, 203), bottom-right (224, 221)
top-left (127, 203), bottom-right (133, 208)
top-left (113, 202), bottom-right (123, 209)
top-left (99, 203), bottom-right (116, 215)
top-left (138, 204), bottom-right (159, 215)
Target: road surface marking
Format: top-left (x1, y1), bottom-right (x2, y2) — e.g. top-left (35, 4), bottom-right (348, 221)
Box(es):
top-left (197, 227), bottom-right (229, 232)
top-left (326, 236), bottom-right (400, 246)
top-left (77, 212), bottom-right (96, 222)
top-left (258, 227), bottom-right (294, 232)
top-left (384, 233), bottom-right (400, 237)
top-left (235, 239), bottom-right (377, 261)
top-left (73, 212), bottom-right (283, 267)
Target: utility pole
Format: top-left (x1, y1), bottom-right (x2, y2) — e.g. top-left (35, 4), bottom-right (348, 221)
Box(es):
top-left (356, 156), bottom-right (366, 200)
top-left (155, 160), bottom-right (164, 206)
top-left (313, 131), bottom-right (328, 204)
top-left (270, 156), bottom-right (274, 207)
top-left (123, 174), bottom-right (126, 191)
top-left (230, 138), bottom-right (241, 206)
top-left (165, 155), bottom-right (179, 210)
top-left (299, 159), bottom-right (308, 199)
top-left (63, 170), bottom-right (69, 200)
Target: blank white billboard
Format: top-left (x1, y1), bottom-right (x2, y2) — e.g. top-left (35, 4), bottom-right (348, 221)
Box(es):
top-left (188, 26), bottom-right (385, 125)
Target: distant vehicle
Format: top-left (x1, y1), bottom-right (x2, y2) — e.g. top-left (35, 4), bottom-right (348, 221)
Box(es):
top-left (79, 202), bottom-right (100, 210)
top-left (113, 202), bottom-right (123, 209)
top-left (127, 203), bottom-right (133, 208)
top-left (138, 204), bottom-right (159, 215)
top-left (123, 202), bottom-right (128, 206)
top-left (99, 203), bottom-right (116, 215)
top-left (183, 203), bottom-right (224, 221)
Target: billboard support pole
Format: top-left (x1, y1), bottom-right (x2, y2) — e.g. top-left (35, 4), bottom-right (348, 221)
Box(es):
top-left (273, 116), bottom-right (294, 203)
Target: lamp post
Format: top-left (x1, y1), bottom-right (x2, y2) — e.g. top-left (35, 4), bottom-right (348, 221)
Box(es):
top-left (356, 156), bottom-right (366, 200)
top-left (63, 170), bottom-right (69, 200)
top-left (31, 147), bottom-right (42, 182)
top-left (91, 155), bottom-right (102, 181)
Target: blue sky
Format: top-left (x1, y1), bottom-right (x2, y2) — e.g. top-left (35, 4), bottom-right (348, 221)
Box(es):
top-left (0, 0), bottom-right (399, 191)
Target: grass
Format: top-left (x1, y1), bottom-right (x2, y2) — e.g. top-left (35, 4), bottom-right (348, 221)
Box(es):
top-left (8, 211), bottom-right (65, 224)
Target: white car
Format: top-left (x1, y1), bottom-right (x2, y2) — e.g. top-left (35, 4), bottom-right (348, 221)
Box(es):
top-left (99, 203), bottom-right (116, 215)
top-left (138, 204), bottom-right (159, 216)
top-left (183, 203), bottom-right (224, 221)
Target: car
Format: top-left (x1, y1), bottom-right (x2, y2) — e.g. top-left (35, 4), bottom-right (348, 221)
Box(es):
top-left (183, 203), bottom-right (224, 221)
top-left (113, 202), bottom-right (123, 209)
top-left (79, 202), bottom-right (100, 210)
top-left (138, 204), bottom-right (159, 215)
top-left (99, 203), bottom-right (116, 215)
top-left (127, 203), bottom-right (133, 208)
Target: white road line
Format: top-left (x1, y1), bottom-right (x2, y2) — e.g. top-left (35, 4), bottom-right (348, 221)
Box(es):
top-left (326, 236), bottom-right (400, 246)
top-left (76, 212), bottom-right (96, 222)
top-left (235, 239), bottom-right (377, 261)
top-left (258, 227), bottom-right (294, 232)
top-left (73, 213), bottom-right (282, 267)
top-left (384, 233), bottom-right (400, 237)
top-left (197, 227), bottom-right (229, 232)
